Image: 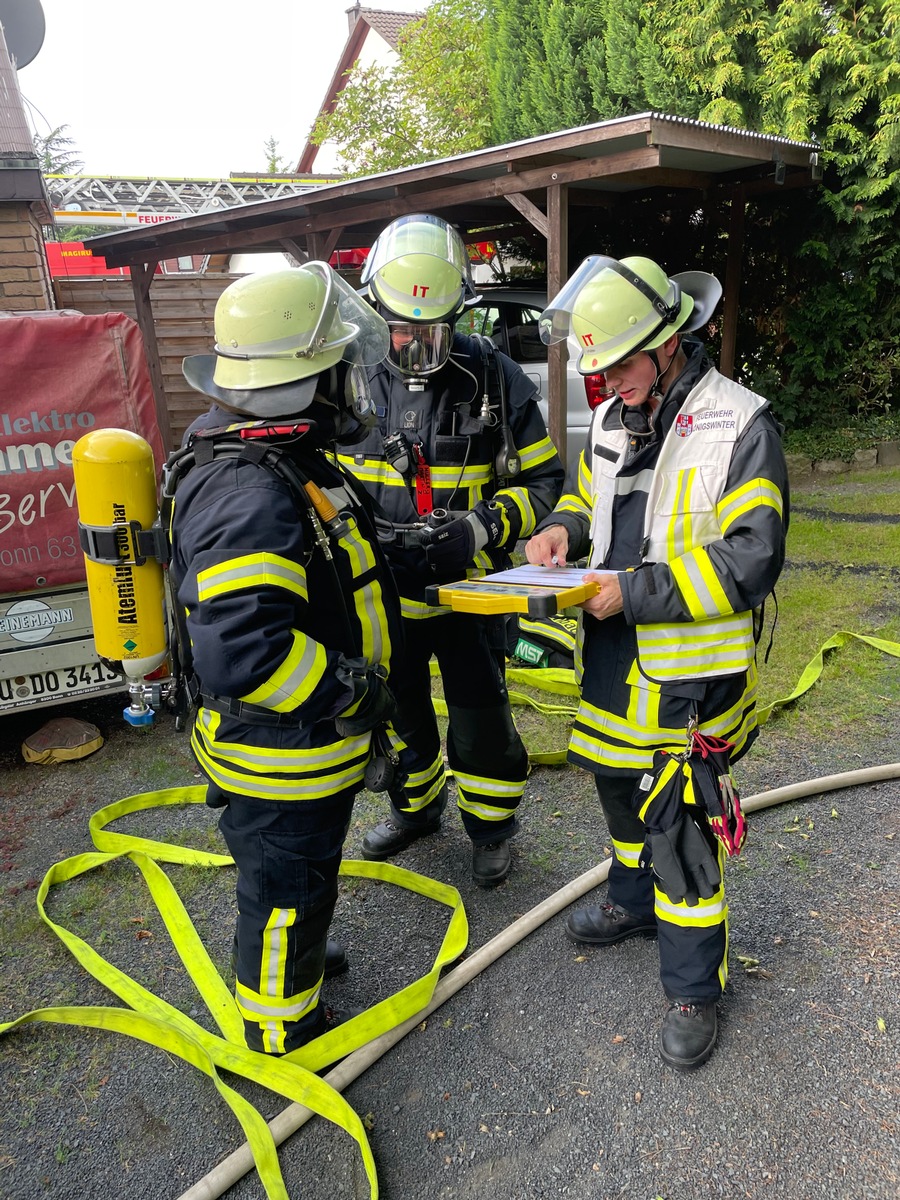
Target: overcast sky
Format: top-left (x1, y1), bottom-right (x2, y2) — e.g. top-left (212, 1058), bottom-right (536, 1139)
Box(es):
top-left (14, 0), bottom-right (422, 178)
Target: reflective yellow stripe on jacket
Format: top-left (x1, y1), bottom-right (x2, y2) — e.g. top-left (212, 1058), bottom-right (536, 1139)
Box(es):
top-left (191, 710), bottom-right (370, 800)
top-left (197, 552), bottom-right (308, 602)
top-left (338, 515), bottom-right (392, 671)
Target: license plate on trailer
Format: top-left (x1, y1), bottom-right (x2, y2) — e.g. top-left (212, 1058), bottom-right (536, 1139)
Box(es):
top-left (0, 661), bottom-right (123, 711)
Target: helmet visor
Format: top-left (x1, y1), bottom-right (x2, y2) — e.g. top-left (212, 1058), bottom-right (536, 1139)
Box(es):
top-left (540, 255), bottom-right (689, 375)
top-left (539, 257), bottom-right (622, 345)
top-left (361, 214), bottom-right (472, 288)
top-left (387, 322), bottom-right (453, 377)
top-left (328, 266), bottom-right (391, 366)
top-left (347, 362), bottom-right (376, 427)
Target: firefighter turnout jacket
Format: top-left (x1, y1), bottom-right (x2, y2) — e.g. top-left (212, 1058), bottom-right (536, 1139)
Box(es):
top-left (170, 411), bottom-right (402, 799)
top-left (168, 410), bottom-right (403, 1054)
top-left (544, 338), bottom-right (790, 777)
top-left (337, 333), bottom-right (565, 616)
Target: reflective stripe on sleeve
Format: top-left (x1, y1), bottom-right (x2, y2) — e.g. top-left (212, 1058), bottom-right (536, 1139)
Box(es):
top-left (556, 492), bottom-right (591, 520)
top-left (197, 553), bottom-right (308, 602)
top-left (516, 435), bottom-right (559, 472)
top-left (495, 486), bottom-right (536, 537)
top-left (717, 477), bottom-right (784, 534)
top-left (239, 628), bottom-right (327, 712)
top-left (670, 546), bottom-right (733, 620)
top-left (402, 597), bottom-right (450, 619)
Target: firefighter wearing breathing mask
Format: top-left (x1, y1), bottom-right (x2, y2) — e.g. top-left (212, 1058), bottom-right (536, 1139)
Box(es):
top-left (526, 255), bottom-right (789, 1070)
top-left (338, 214), bottom-right (564, 887)
top-left (172, 264), bottom-right (403, 1055)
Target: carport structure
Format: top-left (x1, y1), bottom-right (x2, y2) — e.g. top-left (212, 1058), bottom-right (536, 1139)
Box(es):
top-left (87, 112), bottom-right (820, 459)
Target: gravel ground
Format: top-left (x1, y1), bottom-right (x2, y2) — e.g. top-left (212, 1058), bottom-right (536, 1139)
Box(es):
top-left (0, 685), bottom-right (898, 1200)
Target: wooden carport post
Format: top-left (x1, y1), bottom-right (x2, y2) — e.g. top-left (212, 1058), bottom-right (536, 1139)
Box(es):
top-left (130, 261), bottom-right (173, 451)
top-left (718, 184), bottom-right (745, 381)
top-left (546, 183), bottom-right (569, 469)
top-left (504, 185), bottom-right (568, 464)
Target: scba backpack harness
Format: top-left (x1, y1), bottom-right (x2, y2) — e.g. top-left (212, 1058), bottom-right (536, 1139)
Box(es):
top-left (161, 420), bottom-right (404, 792)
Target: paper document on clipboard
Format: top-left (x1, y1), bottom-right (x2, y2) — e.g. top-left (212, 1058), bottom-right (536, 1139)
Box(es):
top-left (424, 564), bottom-right (616, 617)
top-left (482, 566), bottom-right (617, 587)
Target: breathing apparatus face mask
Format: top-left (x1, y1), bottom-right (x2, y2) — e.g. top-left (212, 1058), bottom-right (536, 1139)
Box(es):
top-left (386, 321), bottom-right (453, 379)
top-left (312, 359), bottom-right (377, 445)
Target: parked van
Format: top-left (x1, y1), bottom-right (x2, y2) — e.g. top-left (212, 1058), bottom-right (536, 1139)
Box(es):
top-left (456, 284), bottom-right (612, 476)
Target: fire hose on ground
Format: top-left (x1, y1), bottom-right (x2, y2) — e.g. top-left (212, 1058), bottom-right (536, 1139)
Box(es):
top-left (177, 760), bottom-right (900, 1200)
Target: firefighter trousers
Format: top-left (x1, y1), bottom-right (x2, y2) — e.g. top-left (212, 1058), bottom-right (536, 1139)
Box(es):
top-left (388, 611), bottom-right (528, 845)
top-left (595, 772), bottom-right (728, 1002)
top-left (215, 785), bottom-right (355, 1055)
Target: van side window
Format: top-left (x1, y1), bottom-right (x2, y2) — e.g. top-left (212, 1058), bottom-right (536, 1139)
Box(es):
top-left (507, 307), bottom-right (546, 363)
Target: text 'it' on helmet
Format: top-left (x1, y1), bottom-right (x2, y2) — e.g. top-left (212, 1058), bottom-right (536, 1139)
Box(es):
top-left (539, 255), bottom-right (723, 376)
top-left (359, 214), bottom-right (481, 380)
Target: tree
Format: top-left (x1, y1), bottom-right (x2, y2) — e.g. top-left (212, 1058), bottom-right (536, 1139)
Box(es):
top-left (485, 0), bottom-right (697, 140)
top-left (480, 0), bottom-right (900, 428)
top-left (263, 136), bottom-right (287, 173)
top-left (33, 125), bottom-right (83, 174)
top-left (649, 0), bottom-right (900, 425)
top-left (310, 0), bottom-right (491, 176)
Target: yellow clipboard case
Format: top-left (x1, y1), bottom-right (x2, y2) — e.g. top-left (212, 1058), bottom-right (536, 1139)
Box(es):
top-left (424, 573), bottom-right (599, 617)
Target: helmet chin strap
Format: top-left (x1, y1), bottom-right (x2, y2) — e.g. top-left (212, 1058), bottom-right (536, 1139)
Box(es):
top-left (618, 342), bottom-right (679, 439)
top-left (646, 345), bottom-right (675, 403)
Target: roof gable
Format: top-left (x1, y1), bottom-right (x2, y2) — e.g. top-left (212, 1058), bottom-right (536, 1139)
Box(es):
top-left (297, 4), bottom-right (423, 173)
top-left (357, 7), bottom-right (421, 51)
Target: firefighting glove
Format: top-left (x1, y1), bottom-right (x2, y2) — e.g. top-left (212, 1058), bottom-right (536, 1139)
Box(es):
top-left (640, 810), bottom-right (721, 907)
top-left (335, 660), bottom-right (397, 736)
top-left (421, 501), bottom-right (506, 574)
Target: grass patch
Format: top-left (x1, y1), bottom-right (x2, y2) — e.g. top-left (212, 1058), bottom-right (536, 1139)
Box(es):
top-left (792, 471), bottom-right (900, 516)
top-left (743, 467), bottom-right (900, 747)
top-left (786, 515), bottom-right (899, 563)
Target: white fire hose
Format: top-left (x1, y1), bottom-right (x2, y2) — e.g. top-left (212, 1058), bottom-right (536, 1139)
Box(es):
top-left (178, 762), bottom-right (900, 1200)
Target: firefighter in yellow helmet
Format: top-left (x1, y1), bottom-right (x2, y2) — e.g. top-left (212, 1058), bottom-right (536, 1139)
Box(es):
top-left (527, 255), bottom-right (789, 1070)
top-left (338, 214), bottom-right (564, 887)
top-left (172, 264), bottom-right (402, 1055)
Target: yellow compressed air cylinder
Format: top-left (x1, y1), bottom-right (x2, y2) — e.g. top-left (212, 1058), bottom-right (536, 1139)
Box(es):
top-left (72, 428), bottom-right (168, 681)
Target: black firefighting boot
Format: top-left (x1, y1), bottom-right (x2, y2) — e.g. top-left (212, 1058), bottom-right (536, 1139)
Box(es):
top-left (472, 840), bottom-right (511, 887)
top-left (323, 938), bottom-right (349, 979)
top-left (659, 1000), bottom-right (718, 1071)
top-left (564, 903), bottom-right (658, 946)
top-left (361, 785), bottom-right (447, 861)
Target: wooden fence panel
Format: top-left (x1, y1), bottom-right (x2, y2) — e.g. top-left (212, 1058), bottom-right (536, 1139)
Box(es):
top-left (54, 275), bottom-right (238, 447)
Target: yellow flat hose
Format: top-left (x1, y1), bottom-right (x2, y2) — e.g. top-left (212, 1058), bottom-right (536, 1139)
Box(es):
top-left (3, 629), bottom-right (898, 1198)
top-left (178, 759), bottom-right (900, 1200)
top-left (0, 788), bottom-right (469, 1200)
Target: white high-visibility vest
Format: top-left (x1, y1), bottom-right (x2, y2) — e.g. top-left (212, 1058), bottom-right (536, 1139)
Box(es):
top-left (588, 369), bottom-right (769, 683)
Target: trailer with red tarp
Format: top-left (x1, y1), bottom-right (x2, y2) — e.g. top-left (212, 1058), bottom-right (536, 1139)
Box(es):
top-left (0, 310), bottom-right (165, 715)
